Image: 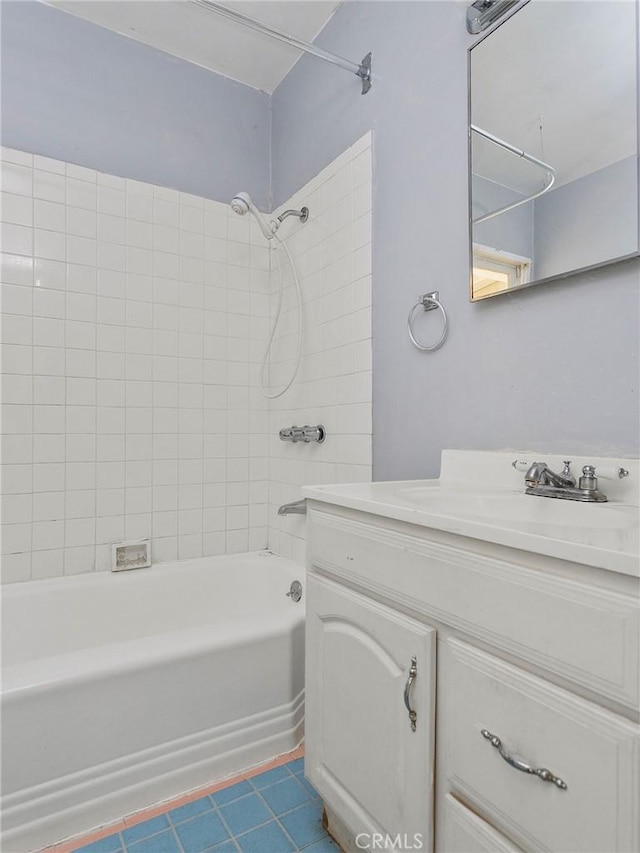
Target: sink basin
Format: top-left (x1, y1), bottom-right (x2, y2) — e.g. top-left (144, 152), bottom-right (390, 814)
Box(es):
top-left (395, 487), bottom-right (637, 530)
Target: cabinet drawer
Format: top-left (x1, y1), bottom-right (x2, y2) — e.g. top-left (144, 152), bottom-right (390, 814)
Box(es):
top-left (439, 638), bottom-right (640, 852)
top-left (307, 507), bottom-right (639, 709)
top-left (438, 794), bottom-right (522, 853)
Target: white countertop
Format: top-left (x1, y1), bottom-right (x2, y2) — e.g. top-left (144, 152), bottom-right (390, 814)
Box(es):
top-left (302, 450), bottom-right (640, 577)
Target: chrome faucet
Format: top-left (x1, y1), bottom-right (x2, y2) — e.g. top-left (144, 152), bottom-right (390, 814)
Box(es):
top-left (520, 460), bottom-right (607, 502)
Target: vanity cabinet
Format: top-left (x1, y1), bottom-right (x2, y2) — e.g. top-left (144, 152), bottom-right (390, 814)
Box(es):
top-left (304, 500), bottom-right (640, 853)
top-left (305, 574), bottom-right (436, 851)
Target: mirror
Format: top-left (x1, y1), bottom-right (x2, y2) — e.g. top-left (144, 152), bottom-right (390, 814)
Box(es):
top-left (469, 0), bottom-right (639, 301)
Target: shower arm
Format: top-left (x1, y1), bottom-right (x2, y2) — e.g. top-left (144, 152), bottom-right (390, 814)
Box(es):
top-left (471, 124), bottom-right (556, 225)
top-left (190, 0), bottom-right (372, 94)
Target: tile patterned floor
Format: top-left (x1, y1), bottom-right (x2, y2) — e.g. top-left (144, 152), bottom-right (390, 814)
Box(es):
top-left (68, 759), bottom-right (339, 853)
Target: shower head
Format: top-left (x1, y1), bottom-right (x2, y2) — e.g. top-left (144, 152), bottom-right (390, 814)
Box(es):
top-left (230, 191), bottom-right (274, 240)
top-left (230, 191), bottom-right (251, 217)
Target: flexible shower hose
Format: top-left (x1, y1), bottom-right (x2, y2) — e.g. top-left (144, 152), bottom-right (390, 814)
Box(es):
top-left (259, 233), bottom-right (303, 399)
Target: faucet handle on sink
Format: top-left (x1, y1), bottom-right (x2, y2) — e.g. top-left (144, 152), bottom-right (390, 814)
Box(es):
top-left (560, 461), bottom-right (576, 486)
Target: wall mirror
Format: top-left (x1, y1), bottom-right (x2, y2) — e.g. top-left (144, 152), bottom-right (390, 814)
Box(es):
top-left (469, 0), bottom-right (639, 301)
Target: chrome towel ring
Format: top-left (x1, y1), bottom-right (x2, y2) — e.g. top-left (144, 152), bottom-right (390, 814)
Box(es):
top-left (408, 291), bottom-right (448, 352)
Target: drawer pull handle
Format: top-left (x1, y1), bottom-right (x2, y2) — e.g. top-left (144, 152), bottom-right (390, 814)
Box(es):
top-left (404, 656), bottom-right (418, 732)
top-left (480, 729), bottom-right (567, 790)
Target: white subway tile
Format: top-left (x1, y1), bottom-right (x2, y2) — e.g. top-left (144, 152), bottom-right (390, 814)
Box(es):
top-left (31, 548), bottom-right (64, 579)
top-left (66, 163), bottom-right (96, 182)
top-left (67, 178), bottom-right (97, 211)
top-left (1, 522), bottom-right (32, 554)
top-left (178, 533), bottom-right (202, 559)
top-left (34, 228), bottom-right (65, 261)
top-left (65, 517), bottom-right (95, 547)
top-left (2, 375), bottom-right (32, 405)
top-left (125, 513), bottom-right (151, 540)
top-left (95, 514), bottom-right (124, 545)
top-left (1, 163), bottom-right (33, 197)
top-left (34, 155), bottom-right (65, 175)
top-left (126, 193), bottom-right (153, 221)
top-left (64, 545), bottom-right (95, 575)
top-left (34, 170), bottom-right (65, 204)
top-left (98, 212), bottom-right (126, 245)
top-left (66, 262), bottom-right (95, 294)
top-left (67, 235), bottom-right (97, 267)
top-left (2, 191), bottom-right (33, 227)
top-left (66, 461), bottom-right (96, 490)
top-left (66, 434), bottom-right (96, 463)
top-left (65, 490), bottom-right (96, 519)
top-left (1, 552), bottom-right (31, 583)
top-left (32, 520), bottom-right (64, 551)
top-left (33, 490), bottom-right (64, 520)
top-left (1, 252), bottom-right (33, 286)
top-left (1, 314), bottom-right (31, 346)
top-left (2, 222), bottom-right (32, 256)
top-left (32, 347), bottom-right (63, 378)
top-left (33, 286), bottom-right (65, 319)
top-left (2, 282), bottom-right (32, 315)
top-left (97, 488), bottom-right (125, 517)
top-left (66, 405), bottom-right (97, 433)
top-left (33, 433), bottom-right (66, 462)
top-left (153, 536), bottom-right (177, 562)
top-left (97, 186), bottom-right (126, 217)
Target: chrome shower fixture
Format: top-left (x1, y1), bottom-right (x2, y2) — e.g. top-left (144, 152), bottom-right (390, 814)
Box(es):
top-left (230, 191), bottom-right (274, 240)
top-left (230, 192), bottom-right (309, 239)
top-left (273, 207), bottom-right (309, 233)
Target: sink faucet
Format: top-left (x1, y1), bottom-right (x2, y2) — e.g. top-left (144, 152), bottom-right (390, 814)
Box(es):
top-left (520, 460), bottom-right (608, 503)
top-left (525, 461), bottom-right (576, 489)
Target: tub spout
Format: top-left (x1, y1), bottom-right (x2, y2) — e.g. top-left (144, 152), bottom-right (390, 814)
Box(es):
top-left (278, 499), bottom-right (307, 516)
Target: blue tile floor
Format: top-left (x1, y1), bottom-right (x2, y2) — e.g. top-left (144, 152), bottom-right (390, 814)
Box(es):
top-left (74, 760), bottom-right (339, 853)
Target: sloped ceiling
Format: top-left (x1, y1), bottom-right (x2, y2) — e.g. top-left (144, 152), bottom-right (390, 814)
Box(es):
top-left (44, 0), bottom-right (341, 93)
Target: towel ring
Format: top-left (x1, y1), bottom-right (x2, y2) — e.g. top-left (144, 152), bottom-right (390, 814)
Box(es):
top-left (408, 291), bottom-right (448, 352)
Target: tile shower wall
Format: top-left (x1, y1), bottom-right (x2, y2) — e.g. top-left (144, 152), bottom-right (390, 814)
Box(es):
top-left (267, 133), bottom-right (372, 563)
top-left (0, 147), bottom-right (271, 582)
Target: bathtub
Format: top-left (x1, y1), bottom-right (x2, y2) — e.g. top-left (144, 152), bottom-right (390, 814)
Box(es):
top-left (1, 552), bottom-right (305, 852)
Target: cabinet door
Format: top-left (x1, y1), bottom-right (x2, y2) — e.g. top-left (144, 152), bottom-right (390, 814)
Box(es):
top-left (305, 573), bottom-right (436, 851)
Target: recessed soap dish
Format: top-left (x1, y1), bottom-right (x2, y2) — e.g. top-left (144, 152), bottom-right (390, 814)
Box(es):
top-left (111, 539), bottom-right (151, 572)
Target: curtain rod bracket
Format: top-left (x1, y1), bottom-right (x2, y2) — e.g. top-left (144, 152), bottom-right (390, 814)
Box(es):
top-left (357, 53), bottom-right (372, 95)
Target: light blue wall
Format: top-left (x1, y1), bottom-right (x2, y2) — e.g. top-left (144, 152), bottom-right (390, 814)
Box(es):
top-left (0, 1), bottom-right (271, 209)
top-left (2, 0), bottom-right (638, 479)
top-left (534, 156), bottom-right (639, 281)
top-left (272, 0), bottom-right (640, 479)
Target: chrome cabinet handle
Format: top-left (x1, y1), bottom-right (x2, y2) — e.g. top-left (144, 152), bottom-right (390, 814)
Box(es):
top-left (480, 729), bottom-right (567, 790)
top-left (404, 656), bottom-right (418, 732)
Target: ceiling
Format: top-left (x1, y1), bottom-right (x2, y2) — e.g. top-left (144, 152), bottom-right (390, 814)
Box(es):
top-left (44, 0), bottom-right (341, 93)
top-left (471, 0), bottom-right (638, 191)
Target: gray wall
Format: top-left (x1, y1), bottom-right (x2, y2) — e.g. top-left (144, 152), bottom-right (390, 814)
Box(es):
top-left (272, 1), bottom-right (640, 479)
top-left (534, 155), bottom-right (638, 281)
top-left (0, 1), bottom-right (270, 208)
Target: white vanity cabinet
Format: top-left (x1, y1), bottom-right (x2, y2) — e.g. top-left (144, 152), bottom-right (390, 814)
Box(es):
top-left (303, 461), bottom-right (640, 853)
top-left (305, 574), bottom-right (436, 851)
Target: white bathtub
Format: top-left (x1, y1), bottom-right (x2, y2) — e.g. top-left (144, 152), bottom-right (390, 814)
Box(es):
top-left (1, 552), bottom-right (305, 852)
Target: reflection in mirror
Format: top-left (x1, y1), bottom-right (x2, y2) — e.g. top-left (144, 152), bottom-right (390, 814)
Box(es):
top-left (469, 0), bottom-right (639, 301)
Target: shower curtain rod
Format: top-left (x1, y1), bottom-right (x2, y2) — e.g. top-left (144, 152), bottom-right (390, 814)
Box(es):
top-left (191, 0), bottom-right (372, 94)
top-left (471, 124), bottom-right (556, 224)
